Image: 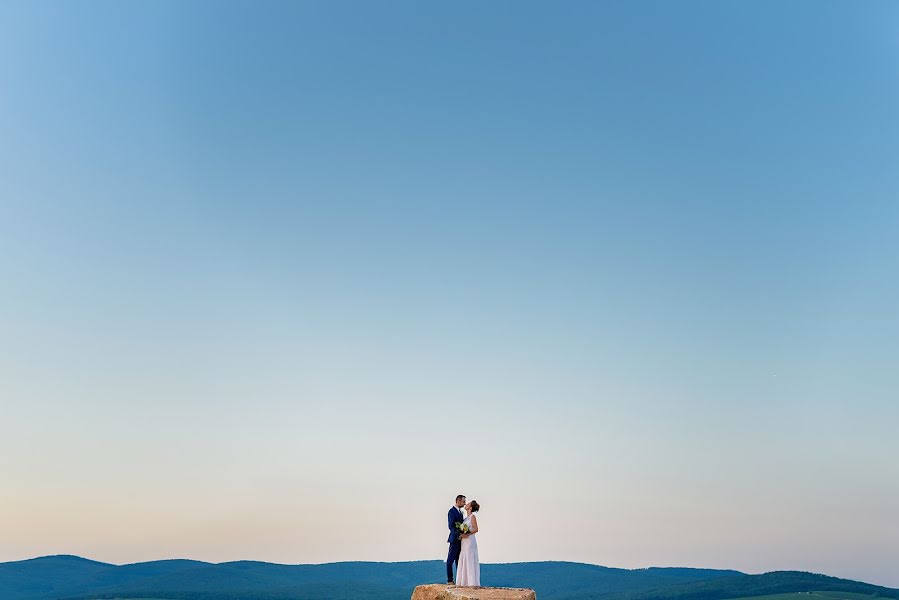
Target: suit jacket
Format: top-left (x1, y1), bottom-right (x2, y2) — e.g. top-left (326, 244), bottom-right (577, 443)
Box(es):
top-left (447, 506), bottom-right (464, 544)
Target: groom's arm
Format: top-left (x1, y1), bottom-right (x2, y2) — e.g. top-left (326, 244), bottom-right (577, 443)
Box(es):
top-left (447, 508), bottom-right (456, 532)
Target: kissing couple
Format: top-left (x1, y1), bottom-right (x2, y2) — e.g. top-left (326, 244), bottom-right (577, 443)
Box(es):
top-left (446, 494), bottom-right (481, 586)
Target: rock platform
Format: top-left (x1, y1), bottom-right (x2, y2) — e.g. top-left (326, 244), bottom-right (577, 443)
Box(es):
top-left (412, 583), bottom-right (537, 600)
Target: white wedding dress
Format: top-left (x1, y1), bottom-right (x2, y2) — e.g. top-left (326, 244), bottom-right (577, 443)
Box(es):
top-left (456, 512), bottom-right (480, 586)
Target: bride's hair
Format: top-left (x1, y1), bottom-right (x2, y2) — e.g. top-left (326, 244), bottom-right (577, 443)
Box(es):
top-left (470, 500), bottom-right (480, 512)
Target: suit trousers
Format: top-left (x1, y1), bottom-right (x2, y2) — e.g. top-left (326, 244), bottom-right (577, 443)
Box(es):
top-left (446, 540), bottom-right (461, 582)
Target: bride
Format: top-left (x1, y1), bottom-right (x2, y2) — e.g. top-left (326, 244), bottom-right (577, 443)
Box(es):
top-left (456, 500), bottom-right (480, 586)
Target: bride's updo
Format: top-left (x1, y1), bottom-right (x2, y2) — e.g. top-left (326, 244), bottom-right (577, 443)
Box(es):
top-left (470, 500), bottom-right (480, 512)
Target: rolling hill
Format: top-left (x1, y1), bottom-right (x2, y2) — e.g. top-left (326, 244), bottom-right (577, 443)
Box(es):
top-left (0, 555), bottom-right (895, 600)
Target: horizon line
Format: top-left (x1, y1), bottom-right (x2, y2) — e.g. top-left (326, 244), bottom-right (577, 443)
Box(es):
top-left (1, 553), bottom-right (812, 576)
top-left (4, 553), bottom-right (742, 571)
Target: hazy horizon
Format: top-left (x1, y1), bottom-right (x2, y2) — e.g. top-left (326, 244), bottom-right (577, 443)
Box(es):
top-left (1, 0), bottom-right (897, 589)
top-left (0, 554), bottom-right (746, 569)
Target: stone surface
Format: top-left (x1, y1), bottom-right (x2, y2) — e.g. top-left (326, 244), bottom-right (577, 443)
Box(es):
top-left (412, 584), bottom-right (537, 600)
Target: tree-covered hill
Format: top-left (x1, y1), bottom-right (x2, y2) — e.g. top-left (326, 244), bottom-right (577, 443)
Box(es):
top-left (600, 571), bottom-right (899, 600)
top-left (1, 555), bottom-right (895, 600)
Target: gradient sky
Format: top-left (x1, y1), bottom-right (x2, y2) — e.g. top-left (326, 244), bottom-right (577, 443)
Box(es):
top-left (1, 0), bottom-right (898, 588)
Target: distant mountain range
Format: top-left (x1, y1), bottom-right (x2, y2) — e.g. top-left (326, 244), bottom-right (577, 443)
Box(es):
top-left (1, 555), bottom-right (897, 600)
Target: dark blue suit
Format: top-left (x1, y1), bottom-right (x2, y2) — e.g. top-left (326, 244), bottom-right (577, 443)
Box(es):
top-left (446, 506), bottom-right (464, 582)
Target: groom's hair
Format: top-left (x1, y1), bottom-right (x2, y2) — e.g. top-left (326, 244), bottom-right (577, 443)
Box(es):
top-left (456, 494), bottom-right (466, 501)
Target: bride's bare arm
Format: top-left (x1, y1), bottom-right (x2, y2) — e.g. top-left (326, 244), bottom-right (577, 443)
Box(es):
top-left (470, 514), bottom-right (478, 534)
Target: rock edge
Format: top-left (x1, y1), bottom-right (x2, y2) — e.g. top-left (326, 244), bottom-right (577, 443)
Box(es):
top-left (412, 583), bottom-right (537, 600)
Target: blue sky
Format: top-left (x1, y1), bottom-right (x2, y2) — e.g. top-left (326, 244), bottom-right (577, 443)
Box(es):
top-left (1, 0), bottom-right (898, 587)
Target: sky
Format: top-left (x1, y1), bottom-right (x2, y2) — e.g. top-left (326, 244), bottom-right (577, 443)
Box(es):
top-left (1, 0), bottom-right (898, 588)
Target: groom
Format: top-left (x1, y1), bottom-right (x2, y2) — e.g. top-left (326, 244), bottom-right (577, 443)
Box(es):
top-left (446, 494), bottom-right (465, 584)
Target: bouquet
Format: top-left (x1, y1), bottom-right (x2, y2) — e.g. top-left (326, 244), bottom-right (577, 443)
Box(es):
top-left (454, 521), bottom-right (470, 540)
